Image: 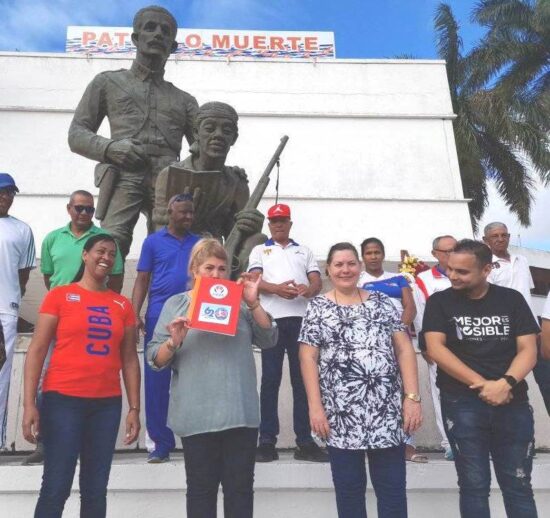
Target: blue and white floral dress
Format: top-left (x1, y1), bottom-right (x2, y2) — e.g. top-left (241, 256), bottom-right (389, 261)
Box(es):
top-left (298, 291), bottom-right (406, 450)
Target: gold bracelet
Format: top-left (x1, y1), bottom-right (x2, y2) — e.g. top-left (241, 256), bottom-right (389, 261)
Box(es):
top-left (128, 406), bottom-right (140, 413)
top-left (165, 337), bottom-right (181, 353)
top-left (247, 300), bottom-right (261, 311)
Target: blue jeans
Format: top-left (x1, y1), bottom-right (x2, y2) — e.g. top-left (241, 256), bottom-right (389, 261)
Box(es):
top-left (182, 427), bottom-right (258, 518)
top-left (533, 344), bottom-right (550, 416)
top-left (441, 391), bottom-right (537, 518)
top-left (259, 317), bottom-right (311, 446)
top-left (144, 315), bottom-right (175, 455)
top-left (328, 444), bottom-right (407, 518)
top-left (34, 392), bottom-right (122, 518)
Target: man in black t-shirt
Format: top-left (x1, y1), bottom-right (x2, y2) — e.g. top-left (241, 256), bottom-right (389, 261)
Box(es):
top-left (424, 239), bottom-right (539, 518)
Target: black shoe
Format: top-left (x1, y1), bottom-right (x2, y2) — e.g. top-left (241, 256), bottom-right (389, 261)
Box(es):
top-left (22, 443), bottom-right (44, 466)
top-left (294, 442), bottom-right (329, 463)
top-left (255, 443), bottom-right (278, 463)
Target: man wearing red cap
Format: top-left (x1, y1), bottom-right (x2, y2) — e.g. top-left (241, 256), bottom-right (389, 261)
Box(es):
top-left (248, 203), bottom-right (326, 462)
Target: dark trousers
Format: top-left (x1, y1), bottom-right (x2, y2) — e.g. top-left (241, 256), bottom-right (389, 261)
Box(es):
top-left (327, 444), bottom-right (407, 518)
top-left (100, 154), bottom-right (176, 258)
top-left (145, 315), bottom-right (175, 456)
top-left (34, 392), bottom-right (122, 518)
top-left (441, 391), bottom-right (537, 518)
top-left (181, 427), bottom-right (258, 518)
top-left (259, 316), bottom-right (311, 446)
top-left (533, 345), bottom-right (550, 415)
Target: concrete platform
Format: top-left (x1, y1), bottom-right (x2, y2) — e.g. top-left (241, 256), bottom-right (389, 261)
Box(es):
top-left (1, 451), bottom-right (550, 517)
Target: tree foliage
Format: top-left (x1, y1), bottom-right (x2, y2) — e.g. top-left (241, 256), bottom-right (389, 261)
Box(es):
top-left (435, 1), bottom-right (550, 230)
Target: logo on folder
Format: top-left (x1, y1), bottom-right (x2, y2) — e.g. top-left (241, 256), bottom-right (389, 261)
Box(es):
top-left (187, 276), bottom-right (244, 336)
top-left (199, 303), bottom-right (231, 324)
top-left (209, 284), bottom-right (229, 300)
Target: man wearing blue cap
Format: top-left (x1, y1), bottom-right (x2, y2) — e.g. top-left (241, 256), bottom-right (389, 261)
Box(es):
top-left (0, 173), bottom-right (36, 450)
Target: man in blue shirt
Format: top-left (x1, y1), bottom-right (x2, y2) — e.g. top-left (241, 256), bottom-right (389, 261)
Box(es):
top-left (132, 193), bottom-right (200, 462)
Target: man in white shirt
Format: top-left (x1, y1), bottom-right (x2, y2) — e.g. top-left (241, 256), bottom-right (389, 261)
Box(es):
top-left (248, 203), bottom-right (326, 463)
top-left (414, 235), bottom-right (456, 460)
top-left (0, 173), bottom-right (36, 450)
top-left (483, 221), bottom-right (550, 414)
top-left (541, 294), bottom-right (550, 360)
top-left (483, 222), bottom-right (534, 309)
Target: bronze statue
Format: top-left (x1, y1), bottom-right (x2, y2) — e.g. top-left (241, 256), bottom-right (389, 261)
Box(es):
top-left (68, 5), bottom-right (198, 259)
top-left (154, 102), bottom-right (266, 273)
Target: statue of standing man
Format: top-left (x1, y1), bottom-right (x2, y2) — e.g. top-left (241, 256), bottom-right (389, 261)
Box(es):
top-left (68, 5), bottom-right (198, 259)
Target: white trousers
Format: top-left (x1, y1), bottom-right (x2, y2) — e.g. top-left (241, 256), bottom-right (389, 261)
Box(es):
top-left (0, 313), bottom-right (18, 450)
top-left (428, 361), bottom-right (450, 450)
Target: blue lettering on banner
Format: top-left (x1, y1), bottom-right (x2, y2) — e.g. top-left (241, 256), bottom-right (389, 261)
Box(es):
top-left (85, 306), bottom-right (112, 356)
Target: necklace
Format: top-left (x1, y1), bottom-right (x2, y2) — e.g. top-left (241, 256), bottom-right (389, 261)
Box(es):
top-left (333, 288), bottom-right (362, 306)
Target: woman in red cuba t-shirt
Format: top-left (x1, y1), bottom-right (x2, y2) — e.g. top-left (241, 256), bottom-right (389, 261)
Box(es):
top-left (22, 234), bottom-right (140, 518)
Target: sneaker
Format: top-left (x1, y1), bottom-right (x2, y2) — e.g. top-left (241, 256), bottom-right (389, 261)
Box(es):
top-left (294, 442), bottom-right (329, 463)
top-left (444, 448), bottom-right (454, 461)
top-left (22, 443), bottom-right (44, 465)
top-left (147, 450), bottom-right (170, 464)
top-left (255, 443), bottom-right (278, 463)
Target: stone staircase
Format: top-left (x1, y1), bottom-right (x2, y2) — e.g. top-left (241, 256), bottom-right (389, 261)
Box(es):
top-left (1, 451), bottom-right (550, 517)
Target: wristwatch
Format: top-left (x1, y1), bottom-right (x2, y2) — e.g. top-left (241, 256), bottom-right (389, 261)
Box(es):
top-left (502, 374), bottom-right (518, 388)
top-left (404, 393), bottom-right (421, 403)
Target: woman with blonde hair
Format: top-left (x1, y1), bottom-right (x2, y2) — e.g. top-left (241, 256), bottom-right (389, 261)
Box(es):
top-left (147, 238), bottom-right (277, 518)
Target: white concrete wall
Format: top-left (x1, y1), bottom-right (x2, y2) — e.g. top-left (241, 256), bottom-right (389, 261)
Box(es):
top-left (1, 52), bottom-right (472, 263)
top-left (0, 52), bottom-right (479, 451)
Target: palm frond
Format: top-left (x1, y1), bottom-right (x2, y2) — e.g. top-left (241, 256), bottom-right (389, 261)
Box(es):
top-left (434, 3), bottom-right (463, 97)
top-left (477, 132), bottom-right (535, 225)
top-left (472, 0), bottom-right (534, 29)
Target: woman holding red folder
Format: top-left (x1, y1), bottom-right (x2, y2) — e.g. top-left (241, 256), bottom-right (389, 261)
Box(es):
top-left (147, 238), bottom-right (277, 518)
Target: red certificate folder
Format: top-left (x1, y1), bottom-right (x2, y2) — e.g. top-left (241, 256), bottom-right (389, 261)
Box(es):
top-left (187, 276), bottom-right (244, 336)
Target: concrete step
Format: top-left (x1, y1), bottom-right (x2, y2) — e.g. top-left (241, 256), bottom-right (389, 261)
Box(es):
top-left (1, 452), bottom-right (550, 517)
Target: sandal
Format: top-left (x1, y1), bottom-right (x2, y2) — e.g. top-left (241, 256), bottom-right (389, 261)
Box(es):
top-left (405, 445), bottom-right (428, 463)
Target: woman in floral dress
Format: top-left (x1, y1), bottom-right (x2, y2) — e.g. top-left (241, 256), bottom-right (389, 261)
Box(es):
top-left (299, 242), bottom-right (422, 518)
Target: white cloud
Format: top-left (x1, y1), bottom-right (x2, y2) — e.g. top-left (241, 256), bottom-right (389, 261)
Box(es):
top-left (478, 180), bottom-right (550, 251)
top-left (0, 0), bottom-right (148, 51)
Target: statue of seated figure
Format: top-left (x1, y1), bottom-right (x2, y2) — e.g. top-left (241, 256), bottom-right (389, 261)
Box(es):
top-left (153, 102), bottom-right (266, 274)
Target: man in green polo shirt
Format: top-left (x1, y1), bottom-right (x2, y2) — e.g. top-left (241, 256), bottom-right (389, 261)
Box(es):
top-left (22, 190), bottom-right (123, 465)
top-left (41, 190), bottom-right (123, 290)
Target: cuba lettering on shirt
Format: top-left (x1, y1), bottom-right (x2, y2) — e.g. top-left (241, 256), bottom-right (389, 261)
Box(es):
top-left (86, 306), bottom-right (115, 356)
top-left (40, 284), bottom-right (135, 398)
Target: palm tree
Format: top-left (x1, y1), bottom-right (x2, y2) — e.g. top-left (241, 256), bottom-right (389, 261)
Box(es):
top-left (434, 2), bottom-right (550, 230)
top-left (469, 0), bottom-right (549, 123)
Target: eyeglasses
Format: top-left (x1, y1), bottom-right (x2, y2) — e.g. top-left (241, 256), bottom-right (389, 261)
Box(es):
top-left (72, 205), bottom-right (95, 215)
top-left (434, 249), bottom-right (454, 255)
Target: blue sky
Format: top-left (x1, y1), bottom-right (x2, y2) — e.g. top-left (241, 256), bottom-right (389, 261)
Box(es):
top-left (0, 0), bottom-right (485, 57)
top-left (1, 0), bottom-right (548, 249)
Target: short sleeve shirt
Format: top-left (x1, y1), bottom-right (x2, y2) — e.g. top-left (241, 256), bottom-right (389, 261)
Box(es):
top-left (358, 271), bottom-right (409, 315)
top-left (488, 254), bottom-right (534, 315)
top-left (0, 216), bottom-right (36, 316)
top-left (40, 284), bottom-right (136, 398)
top-left (299, 292), bottom-right (406, 449)
top-left (137, 229), bottom-right (200, 319)
top-left (40, 223), bottom-right (123, 288)
top-left (422, 284), bottom-right (539, 400)
top-left (248, 239), bottom-right (320, 319)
